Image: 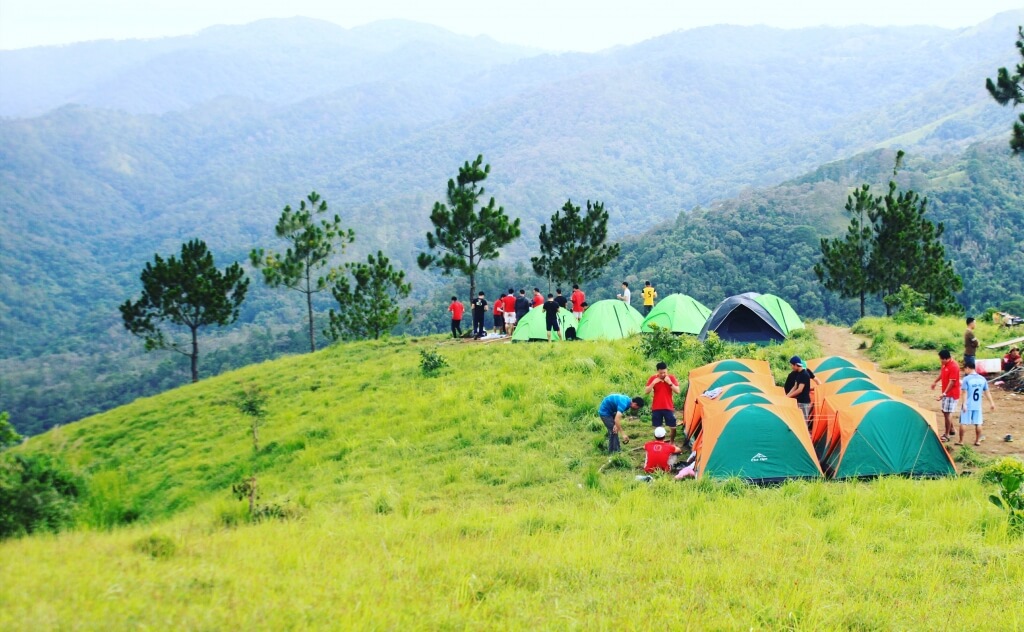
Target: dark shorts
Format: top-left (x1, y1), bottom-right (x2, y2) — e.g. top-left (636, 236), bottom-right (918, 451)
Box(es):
top-left (494, 314), bottom-right (504, 328)
top-left (546, 319), bottom-right (560, 331)
top-left (651, 409), bottom-right (677, 428)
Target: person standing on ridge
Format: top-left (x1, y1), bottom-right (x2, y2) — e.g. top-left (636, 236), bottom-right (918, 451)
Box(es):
top-left (641, 281), bottom-right (657, 316)
top-left (570, 284), bottom-right (586, 320)
top-left (597, 394), bottom-right (644, 454)
top-left (964, 317), bottom-right (979, 368)
top-left (502, 288), bottom-right (517, 335)
top-left (554, 288), bottom-right (568, 310)
top-left (448, 296), bottom-right (464, 339)
top-left (645, 361), bottom-right (681, 444)
top-left (957, 358), bottom-right (995, 447)
top-left (515, 289), bottom-right (530, 323)
top-left (931, 349), bottom-right (961, 442)
top-left (471, 291), bottom-right (487, 339)
top-left (617, 281), bottom-right (631, 305)
top-left (492, 290), bottom-right (505, 335)
top-left (784, 356), bottom-right (813, 427)
top-left (532, 287), bottom-right (544, 308)
top-left (542, 293), bottom-right (562, 342)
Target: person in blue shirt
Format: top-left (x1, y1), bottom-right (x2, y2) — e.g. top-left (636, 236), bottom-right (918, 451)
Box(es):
top-left (598, 394), bottom-right (645, 454)
top-left (956, 358), bottom-right (996, 447)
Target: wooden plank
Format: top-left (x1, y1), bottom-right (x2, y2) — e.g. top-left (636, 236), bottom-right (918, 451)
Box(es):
top-left (986, 335), bottom-right (1024, 350)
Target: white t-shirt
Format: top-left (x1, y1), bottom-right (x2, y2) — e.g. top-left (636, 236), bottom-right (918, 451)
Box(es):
top-left (620, 288), bottom-right (631, 303)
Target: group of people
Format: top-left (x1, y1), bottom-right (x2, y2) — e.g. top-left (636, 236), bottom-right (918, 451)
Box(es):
top-left (598, 361), bottom-right (696, 477)
top-left (930, 317), bottom-right (1000, 446)
top-left (447, 285), bottom-right (589, 341)
top-left (616, 280), bottom-right (658, 315)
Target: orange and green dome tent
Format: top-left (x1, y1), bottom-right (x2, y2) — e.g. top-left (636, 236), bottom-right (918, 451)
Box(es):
top-left (692, 401), bottom-right (823, 483)
top-left (821, 400), bottom-right (954, 479)
top-left (682, 370), bottom-right (780, 437)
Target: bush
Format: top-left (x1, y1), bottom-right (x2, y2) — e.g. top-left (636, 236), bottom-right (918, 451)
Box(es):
top-left (132, 534), bottom-right (177, 559)
top-left (419, 349), bottom-right (448, 376)
top-left (634, 324), bottom-right (684, 363)
top-left (0, 453), bottom-right (82, 539)
top-left (982, 457), bottom-right (1024, 485)
top-left (984, 459), bottom-right (1024, 535)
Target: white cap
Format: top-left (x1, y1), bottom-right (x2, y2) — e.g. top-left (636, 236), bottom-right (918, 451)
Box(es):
top-left (654, 427), bottom-right (667, 439)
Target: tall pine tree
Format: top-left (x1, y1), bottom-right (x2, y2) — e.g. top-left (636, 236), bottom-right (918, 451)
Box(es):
top-left (531, 199), bottom-right (621, 287)
top-left (326, 251), bottom-right (412, 341)
top-left (417, 155), bottom-right (520, 300)
top-left (814, 184), bottom-right (877, 317)
top-left (986, 26), bottom-right (1024, 154)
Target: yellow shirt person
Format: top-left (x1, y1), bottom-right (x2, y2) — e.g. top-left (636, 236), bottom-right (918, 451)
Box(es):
top-left (641, 282), bottom-right (657, 316)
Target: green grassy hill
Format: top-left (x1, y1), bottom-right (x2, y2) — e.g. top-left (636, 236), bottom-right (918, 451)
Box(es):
top-left (2, 331), bottom-right (1023, 629)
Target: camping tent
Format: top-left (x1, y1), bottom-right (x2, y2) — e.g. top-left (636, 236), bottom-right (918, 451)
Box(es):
top-left (640, 293), bottom-right (711, 335)
top-left (511, 306), bottom-right (578, 342)
top-left (576, 300), bottom-right (645, 340)
top-left (682, 368), bottom-right (781, 438)
top-left (821, 400), bottom-right (955, 478)
top-left (693, 401), bottom-right (824, 483)
top-left (698, 292), bottom-right (803, 343)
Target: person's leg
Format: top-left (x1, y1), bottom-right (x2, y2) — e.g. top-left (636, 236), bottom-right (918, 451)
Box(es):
top-left (451, 320), bottom-right (458, 338)
top-left (601, 415), bottom-right (620, 453)
top-left (975, 424), bottom-right (982, 445)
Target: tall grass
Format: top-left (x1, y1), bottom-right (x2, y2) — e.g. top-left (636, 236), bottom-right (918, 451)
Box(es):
top-left (2, 332), bottom-right (1021, 629)
top-left (853, 315), bottom-right (1005, 371)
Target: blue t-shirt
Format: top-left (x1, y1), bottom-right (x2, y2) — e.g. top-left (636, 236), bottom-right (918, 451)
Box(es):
top-left (960, 373), bottom-right (988, 412)
top-left (599, 394), bottom-right (631, 417)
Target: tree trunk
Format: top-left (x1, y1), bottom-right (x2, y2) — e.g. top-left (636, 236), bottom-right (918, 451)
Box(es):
top-left (248, 475), bottom-right (257, 516)
top-left (306, 268), bottom-right (316, 353)
top-left (468, 243), bottom-right (476, 301)
top-left (190, 325), bottom-right (199, 383)
top-left (859, 290), bottom-right (866, 318)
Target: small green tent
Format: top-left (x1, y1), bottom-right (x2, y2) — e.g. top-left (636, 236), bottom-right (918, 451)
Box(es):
top-left (511, 307), bottom-right (578, 342)
top-left (577, 300), bottom-right (645, 340)
top-left (641, 293), bottom-right (711, 335)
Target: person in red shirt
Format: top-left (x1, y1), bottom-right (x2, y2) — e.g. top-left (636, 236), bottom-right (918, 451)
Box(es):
top-left (492, 291), bottom-right (505, 334)
top-left (643, 426), bottom-right (681, 473)
top-left (447, 296), bottom-right (464, 339)
top-left (502, 289), bottom-right (517, 335)
top-left (930, 349), bottom-right (961, 441)
top-left (570, 284), bottom-right (585, 319)
top-left (532, 287), bottom-right (544, 308)
top-left (1003, 347), bottom-right (1022, 372)
top-left (645, 361), bottom-right (681, 443)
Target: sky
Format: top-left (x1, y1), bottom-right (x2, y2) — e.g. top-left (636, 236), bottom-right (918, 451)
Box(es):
top-left (2, 0), bottom-right (1023, 51)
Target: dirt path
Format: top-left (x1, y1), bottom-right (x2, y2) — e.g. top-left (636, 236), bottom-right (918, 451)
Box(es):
top-left (812, 324), bottom-right (1023, 460)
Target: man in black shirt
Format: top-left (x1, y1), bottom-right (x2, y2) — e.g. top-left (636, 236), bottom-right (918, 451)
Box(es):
top-left (784, 355), bottom-right (813, 428)
top-left (514, 289), bottom-right (530, 321)
top-left (471, 292), bottom-right (487, 338)
top-left (554, 288), bottom-right (568, 310)
top-left (543, 293), bottom-right (563, 342)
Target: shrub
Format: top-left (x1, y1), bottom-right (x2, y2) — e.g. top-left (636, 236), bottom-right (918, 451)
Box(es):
top-left (634, 324), bottom-right (684, 363)
top-left (985, 462), bottom-right (1024, 535)
top-left (953, 445), bottom-right (992, 468)
top-left (419, 349), bottom-right (448, 376)
top-left (132, 534), bottom-right (177, 559)
top-left (982, 457), bottom-right (1024, 485)
top-left (0, 453), bottom-right (81, 539)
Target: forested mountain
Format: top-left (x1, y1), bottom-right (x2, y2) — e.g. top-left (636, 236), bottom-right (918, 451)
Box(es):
top-left (1, 13), bottom-right (1023, 435)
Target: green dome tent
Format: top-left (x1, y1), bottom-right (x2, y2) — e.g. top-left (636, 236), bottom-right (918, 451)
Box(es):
top-left (511, 307), bottom-right (578, 342)
top-left (576, 300), bottom-right (644, 340)
top-left (754, 293), bottom-right (804, 337)
top-left (641, 293), bottom-right (711, 335)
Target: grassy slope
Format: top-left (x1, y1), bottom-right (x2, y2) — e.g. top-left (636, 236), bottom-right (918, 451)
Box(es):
top-left (2, 332), bottom-right (1022, 630)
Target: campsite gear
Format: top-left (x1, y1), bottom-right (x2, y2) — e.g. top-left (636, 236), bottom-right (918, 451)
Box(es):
top-left (640, 293), bottom-right (711, 335)
top-left (511, 307), bottom-right (578, 342)
top-left (698, 292), bottom-right (803, 343)
top-left (691, 400), bottom-right (824, 483)
top-left (564, 326), bottom-right (577, 341)
top-left (576, 299), bottom-right (644, 340)
top-left (1005, 435), bottom-right (1014, 442)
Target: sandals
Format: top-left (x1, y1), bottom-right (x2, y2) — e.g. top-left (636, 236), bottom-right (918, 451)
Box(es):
top-left (940, 435), bottom-right (949, 442)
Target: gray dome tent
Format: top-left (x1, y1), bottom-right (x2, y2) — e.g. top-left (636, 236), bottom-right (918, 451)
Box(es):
top-left (698, 292), bottom-right (802, 343)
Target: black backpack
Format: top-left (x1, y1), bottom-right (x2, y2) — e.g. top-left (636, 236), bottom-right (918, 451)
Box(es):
top-left (565, 326), bottom-right (577, 341)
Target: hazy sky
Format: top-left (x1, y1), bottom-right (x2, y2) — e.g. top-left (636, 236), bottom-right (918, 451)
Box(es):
top-left (2, 0), bottom-right (1023, 51)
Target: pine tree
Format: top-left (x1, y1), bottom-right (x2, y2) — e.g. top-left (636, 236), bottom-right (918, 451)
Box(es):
top-left (417, 155), bottom-right (520, 299)
top-left (250, 192), bottom-right (354, 352)
top-left (814, 184), bottom-right (877, 317)
top-left (120, 239), bottom-right (249, 382)
top-left (531, 199), bottom-right (621, 287)
top-left (986, 26), bottom-right (1024, 154)
top-left (326, 251), bottom-right (412, 341)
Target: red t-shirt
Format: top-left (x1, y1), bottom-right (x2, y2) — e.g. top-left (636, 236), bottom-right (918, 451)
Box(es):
top-left (503, 295), bottom-right (516, 313)
top-left (570, 289), bottom-right (585, 312)
top-left (643, 440), bottom-right (681, 473)
top-left (532, 294), bottom-right (544, 308)
top-left (448, 301), bottom-right (464, 320)
top-left (646, 374), bottom-right (679, 411)
top-left (939, 360), bottom-right (960, 399)
top-left (493, 298), bottom-right (504, 315)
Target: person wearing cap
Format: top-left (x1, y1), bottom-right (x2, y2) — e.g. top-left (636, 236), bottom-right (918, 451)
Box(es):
top-left (957, 358), bottom-right (995, 447)
top-left (597, 394), bottom-right (645, 454)
top-left (784, 356), bottom-right (813, 427)
top-left (643, 426), bottom-right (681, 473)
top-left (645, 361), bottom-right (681, 444)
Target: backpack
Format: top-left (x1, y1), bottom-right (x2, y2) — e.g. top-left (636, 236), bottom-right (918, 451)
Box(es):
top-left (565, 326), bottom-right (577, 341)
